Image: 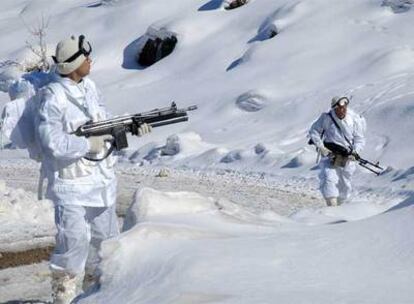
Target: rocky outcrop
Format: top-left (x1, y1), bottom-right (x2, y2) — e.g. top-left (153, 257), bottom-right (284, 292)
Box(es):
top-left (224, 0), bottom-right (249, 10)
top-left (137, 27), bottom-right (178, 67)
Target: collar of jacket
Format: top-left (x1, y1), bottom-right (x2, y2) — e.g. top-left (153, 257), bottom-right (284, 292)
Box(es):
top-left (56, 75), bottom-right (89, 99)
top-left (329, 108), bottom-right (356, 125)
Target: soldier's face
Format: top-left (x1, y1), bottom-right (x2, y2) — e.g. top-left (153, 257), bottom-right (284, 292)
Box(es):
top-left (335, 104), bottom-right (347, 120)
top-left (77, 56), bottom-right (92, 77)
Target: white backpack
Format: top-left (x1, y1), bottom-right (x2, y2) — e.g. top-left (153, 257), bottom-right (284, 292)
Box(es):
top-left (0, 78), bottom-right (66, 162)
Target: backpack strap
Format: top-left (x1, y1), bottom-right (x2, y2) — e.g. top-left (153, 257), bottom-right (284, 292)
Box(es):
top-left (47, 82), bottom-right (68, 112)
top-left (49, 82), bottom-right (94, 120)
top-left (327, 112), bottom-right (353, 150)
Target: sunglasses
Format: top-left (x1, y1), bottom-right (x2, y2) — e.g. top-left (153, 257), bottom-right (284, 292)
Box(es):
top-left (52, 35), bottom-right (92, 64)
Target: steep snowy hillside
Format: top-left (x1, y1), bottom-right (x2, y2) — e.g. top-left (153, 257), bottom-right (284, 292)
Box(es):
top-left (1, 0), bottom-right (414, 303)
top-left (1, 0), bottom-right (414, 174)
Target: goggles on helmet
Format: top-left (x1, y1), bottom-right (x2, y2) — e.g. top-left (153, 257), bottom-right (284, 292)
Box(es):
top-left (52, 35), bottom-right (92, 64)
top-left (332, 97), bottom-right (349, 108)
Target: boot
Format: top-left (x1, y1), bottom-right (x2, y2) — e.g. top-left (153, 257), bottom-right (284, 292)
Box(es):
top-left (325, 197), bottom-right (338, 207)
top-left (51, 271), bottom-right (79, 304)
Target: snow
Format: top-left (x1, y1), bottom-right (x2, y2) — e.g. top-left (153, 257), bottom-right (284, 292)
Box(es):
top-left (0, 262), bottom-right (51, 303)
top-left (0, 179), bottom-right (54, 252)
top-left (79, 187), bottom-right (414, 304)
top-left (0, 0), bottom-right (414, 302)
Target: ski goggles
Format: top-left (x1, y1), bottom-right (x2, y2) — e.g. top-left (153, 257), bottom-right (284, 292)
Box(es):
top-left (332, 97), bottom-right (349, 108)
top-left (52, 35), bottom-right (92, 64)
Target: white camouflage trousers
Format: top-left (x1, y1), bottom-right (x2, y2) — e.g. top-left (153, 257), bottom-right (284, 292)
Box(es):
top-left (318, 157), bottom-right (356, 202)
top-left (50, 204), bottom-right (119, 276)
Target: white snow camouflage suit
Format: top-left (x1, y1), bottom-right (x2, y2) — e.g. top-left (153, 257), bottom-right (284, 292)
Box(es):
top-left (308, 108), bottom-right (366, 203)
top-left (36, 73), bottom-right (119, 276)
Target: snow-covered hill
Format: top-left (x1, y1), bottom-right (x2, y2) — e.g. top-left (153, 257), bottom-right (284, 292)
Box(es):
top-left (1, 0), bottom-right (414, 303)
top-left (1, 0), bottom-right (414, 173)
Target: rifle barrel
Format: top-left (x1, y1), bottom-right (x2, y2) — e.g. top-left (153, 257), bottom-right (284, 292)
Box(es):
top-left (187, 105), bottom-right (198, 111)
top-left (358, 162), bottom-right (382, 175)
top-left (359, 157), bottom-right (384, 170)
top-left (149, 116), bottom-right (189, 128)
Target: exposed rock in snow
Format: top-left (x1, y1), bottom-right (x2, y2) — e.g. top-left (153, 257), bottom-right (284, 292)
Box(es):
top-left (137, 26), bottom-right (178, 67)
top-left (235, 90), bottom-right (268, 112)
top-left (254, 143), bottom-right (267, 155)
top-left (224, 0), bottom-right (249, 10)
top-left (129, 142), bottom-right (161, 164)
top-left (220, 149), bottom-right (243, 163)
top-left (160, 132), bottom-right (214, 158)
top-left (382, 0), bottom-right (413, 13)
top-left (282, 148), bottom-right (316, 168)
top-left (161, 134), bottom-right (181, 156)
top-left (251, 23), bottom-right (278, 43)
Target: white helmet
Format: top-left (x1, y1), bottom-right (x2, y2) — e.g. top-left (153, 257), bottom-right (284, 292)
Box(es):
top-left (52, 35), bottom-right (92, 75)
top-left (331, 96), bottom-right (349, 108)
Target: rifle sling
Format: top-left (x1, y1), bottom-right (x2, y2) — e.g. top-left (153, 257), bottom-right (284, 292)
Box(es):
top-left (327, 112), bottom-right (353, 151)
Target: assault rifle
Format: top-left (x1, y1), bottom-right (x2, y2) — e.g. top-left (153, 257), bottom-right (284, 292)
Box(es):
top-left (324, 142), bottom-right (384, 175)
top-left (73, 102), bottom-right (197, 161)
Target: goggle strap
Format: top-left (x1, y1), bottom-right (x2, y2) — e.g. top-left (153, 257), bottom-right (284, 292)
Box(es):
top-left (55, 35), bottom-right (92, 64)
top-left (333, 97), bottom-right (349, 108)
top-left (63, 50), bottom-right (84, 63)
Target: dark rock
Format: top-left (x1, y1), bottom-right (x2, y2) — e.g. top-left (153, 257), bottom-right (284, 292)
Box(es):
top-left (382, 0), bottom-right (413, 13)
top-left (235, 91), bottom-right (267, 112)
top-left (225, 0), bottom-right (249, 10)
top-left (254, 143), bottom-right (267, 155)
top-left (220, 150), bottom-right (242, 163)
top-left (138, 35), bottom-right (177, 67)
top-left (268, 29), bottom-right (278, 39)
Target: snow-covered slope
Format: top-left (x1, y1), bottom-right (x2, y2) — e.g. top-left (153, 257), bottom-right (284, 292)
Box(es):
top-left (1, 0), bottom-right (414, 302)
top-left (1, 0), bottom-right (414, 174)
top-left (78, 188), bottom-right (414, 304)
top-left (0, 180), bottom-right (54, 252)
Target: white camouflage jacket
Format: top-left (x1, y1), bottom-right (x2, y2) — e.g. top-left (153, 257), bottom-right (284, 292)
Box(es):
top-left (308, 108), bottom-right (366, 155)
top-left (36, 74), bottom-right (117, 207)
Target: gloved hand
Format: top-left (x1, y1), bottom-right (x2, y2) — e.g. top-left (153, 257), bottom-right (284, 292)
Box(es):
top-left (319, 145), bottom-right (331, 157)
top-left (137, 123), bottom-right (152, 137)
top-left (348, 150), bottom-right (360, 162)
top-left (88, 135), bottom-right (113, 154)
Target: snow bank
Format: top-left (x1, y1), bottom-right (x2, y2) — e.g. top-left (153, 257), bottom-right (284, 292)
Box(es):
top-left (79, 188), bottom-right (414, 304)
top-left (122, 187), bottom-right (217, 231)
top-left (0, 180), bottom-right (54, 252)
top-left (123, 187), bottom-right (287, 232)
top-left (289, 197), bottom-right (402, 225)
